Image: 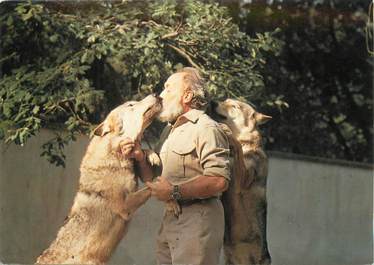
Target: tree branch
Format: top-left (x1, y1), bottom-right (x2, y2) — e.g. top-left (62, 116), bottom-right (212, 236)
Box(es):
top-left (167, 44), bottom-right (204, 72)
top-left (161, 31), bottom-right (179, 40)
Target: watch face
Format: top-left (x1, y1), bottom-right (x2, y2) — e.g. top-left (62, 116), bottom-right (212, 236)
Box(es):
top-left (172, 185), bottom-right (181, 200)
top-left (175, 192), bottom-right (182, 201)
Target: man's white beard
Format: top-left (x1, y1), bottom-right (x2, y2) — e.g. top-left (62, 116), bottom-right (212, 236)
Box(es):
top-left (158, 101), bottom-right (184, 123)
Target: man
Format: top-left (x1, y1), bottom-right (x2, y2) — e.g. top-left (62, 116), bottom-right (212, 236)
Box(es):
top-left (122, 67), bottom-right (230, 265)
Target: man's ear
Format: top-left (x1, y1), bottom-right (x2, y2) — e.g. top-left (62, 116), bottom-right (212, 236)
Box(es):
top-left (255, 112), bottom-right (272, 125)
top-left (182, 90), bottom-right (194, 104)
top-left (93, 121), bottom-right (111, 137)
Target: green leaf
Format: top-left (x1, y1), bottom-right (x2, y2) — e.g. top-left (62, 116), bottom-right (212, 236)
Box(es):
top-left (49, 34), bottom-right (58, 43)
top-left (3, 103), bottom-right (13, 118)
top-left (21, 9), bottom-right (33, 21)
top-left (6, 15), bottom-right (13, 26)
top-left (32, 105), bottom-right (40, 114)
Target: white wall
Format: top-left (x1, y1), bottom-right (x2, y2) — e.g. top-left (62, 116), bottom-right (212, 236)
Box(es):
top-left (0, 131), bottom-right (372, 265)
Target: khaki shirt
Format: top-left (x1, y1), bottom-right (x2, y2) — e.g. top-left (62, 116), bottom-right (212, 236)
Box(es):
top-left (155, 109), bottom-right (230, 185)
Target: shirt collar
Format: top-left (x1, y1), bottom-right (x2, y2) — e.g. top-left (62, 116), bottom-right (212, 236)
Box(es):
top-left (170, 109), bottom-right (205, 131)
top-left (181, 109), bottom-right (205, 123)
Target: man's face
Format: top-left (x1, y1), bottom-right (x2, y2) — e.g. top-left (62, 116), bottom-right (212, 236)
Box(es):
top-left (158, 73), bottom-right (185, 123)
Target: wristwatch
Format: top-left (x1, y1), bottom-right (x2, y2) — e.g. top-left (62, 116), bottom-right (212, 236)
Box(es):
top-left (170, 184), bottom-right (182, 201)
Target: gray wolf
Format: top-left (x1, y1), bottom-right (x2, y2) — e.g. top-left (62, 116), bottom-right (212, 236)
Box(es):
top-left (36, 94), bottom-right (162, 265)
top-left (213, 98), bottom-right (272, 265)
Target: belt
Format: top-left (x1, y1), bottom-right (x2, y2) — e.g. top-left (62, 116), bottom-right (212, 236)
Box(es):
top-left (177, 197), bottom-right (216, 207)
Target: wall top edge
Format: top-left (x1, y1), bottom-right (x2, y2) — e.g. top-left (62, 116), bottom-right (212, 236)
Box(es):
top-left (268, 151), bottom-right (373, 170)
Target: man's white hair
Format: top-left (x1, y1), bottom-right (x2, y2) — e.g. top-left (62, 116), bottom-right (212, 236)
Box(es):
top-left (177, 67), bottom-right (208, 110)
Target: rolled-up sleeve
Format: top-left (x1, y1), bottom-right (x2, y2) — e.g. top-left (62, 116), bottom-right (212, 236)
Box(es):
top-left (196, 125), bottom-right (231, 181)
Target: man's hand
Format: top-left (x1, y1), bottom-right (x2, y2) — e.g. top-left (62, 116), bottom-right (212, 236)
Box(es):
top-left (146, 176), bottom-right (172, 202)
top-left (120, 138), bottom-right (145, 162)
top-left (121, 138), bottom-right (154, 183)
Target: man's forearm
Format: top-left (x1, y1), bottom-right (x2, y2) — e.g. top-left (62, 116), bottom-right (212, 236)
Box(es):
top-left (178, 175), bottom-right (228, 199)
top-left (136, 157), bottom-right (154, 183)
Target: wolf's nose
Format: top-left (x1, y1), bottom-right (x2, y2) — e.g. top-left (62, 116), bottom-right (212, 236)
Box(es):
top-left (153, 93), bottom-right (161, 98)
top-left (152, 93), bottom-right (162, 102)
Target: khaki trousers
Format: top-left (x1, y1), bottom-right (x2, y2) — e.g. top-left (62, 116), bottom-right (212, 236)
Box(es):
top-left (156, 198), bottom-right (224, 265)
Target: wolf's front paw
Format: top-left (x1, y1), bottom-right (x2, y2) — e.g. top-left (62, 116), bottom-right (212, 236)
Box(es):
top-left (166, 200), bottom-right (181, 217)
top-left (144, 149), bottom-right (161, 166)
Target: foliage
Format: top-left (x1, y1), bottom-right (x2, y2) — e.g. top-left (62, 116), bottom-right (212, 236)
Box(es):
top-left (0, 0), bottom-right (281, 167)
top-left (224, 0), bottom-right (372, 163)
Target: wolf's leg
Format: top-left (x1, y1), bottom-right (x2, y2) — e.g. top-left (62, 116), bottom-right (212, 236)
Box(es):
top-left (98, 187), bottom-right (131, 220)
top-left (224, 242), bottom-right (269, 265)
top-left (165, 200), bottom-right (181, 217)
top-left (113, 196), bottom-right (131, 220)
top-left (122, 188), bottom-right (152, 217)
top-left (106, 187), bottom-right (151, 220)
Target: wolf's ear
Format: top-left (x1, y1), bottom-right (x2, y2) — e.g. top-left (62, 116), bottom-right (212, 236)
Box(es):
top-left (255, 112), bottom-right (272, 125)
top-left (93, 121), bottom-right (111, 137)
top-left (93, 113), bottom-right (123, 137)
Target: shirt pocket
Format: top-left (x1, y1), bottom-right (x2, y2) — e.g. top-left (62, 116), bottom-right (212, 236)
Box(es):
top-left (170, 140), bottom-right (197, 179)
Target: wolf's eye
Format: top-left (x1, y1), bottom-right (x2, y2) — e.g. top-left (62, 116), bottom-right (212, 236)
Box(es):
top-left (128, 104), bottom-right (134, 107)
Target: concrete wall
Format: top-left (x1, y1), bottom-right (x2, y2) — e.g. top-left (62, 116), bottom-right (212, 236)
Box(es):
top-left (0, 131), bottom-right (372, 265)
top-left (267, 152), bottom-right (373, 265)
